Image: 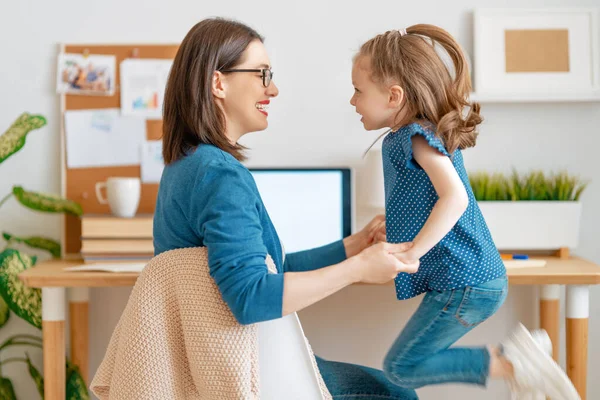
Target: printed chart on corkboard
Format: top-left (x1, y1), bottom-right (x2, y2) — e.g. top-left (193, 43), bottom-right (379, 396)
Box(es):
top-left (60, 44), bottom-right (179, 256)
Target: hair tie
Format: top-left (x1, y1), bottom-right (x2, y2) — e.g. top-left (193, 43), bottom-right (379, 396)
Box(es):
top-left (398, 28), bottom-right (408, 37)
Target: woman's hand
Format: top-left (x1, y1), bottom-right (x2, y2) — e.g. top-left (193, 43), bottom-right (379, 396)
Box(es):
top-left (351, 242), bottom-right (419, 285)
top-left (343, 214), bottom-right (387, 258)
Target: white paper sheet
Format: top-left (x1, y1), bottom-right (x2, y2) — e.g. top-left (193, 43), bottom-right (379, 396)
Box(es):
top-left (63, 263), bottom-right (146, 273)
top-left (120, 59), bottom-right (173, 119)
top-left (140, 140), bottom-right (165, 183)
top-left (65, 108), bottom-right (146, 168)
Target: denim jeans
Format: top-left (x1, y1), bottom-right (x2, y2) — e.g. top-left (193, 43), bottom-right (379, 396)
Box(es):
top-left (316, 356), bottom-right (418, 399)
top-left (383, 276), bottom-right (508, 389)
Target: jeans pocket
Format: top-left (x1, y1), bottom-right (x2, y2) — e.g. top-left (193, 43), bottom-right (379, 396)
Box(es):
top-left (455, 280), bottom-right (508, 327)
top-left (425, 289), bottom-right (454, 309)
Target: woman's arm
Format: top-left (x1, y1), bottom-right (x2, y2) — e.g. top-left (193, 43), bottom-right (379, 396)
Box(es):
top-left (283, 241), bottom-right (346, 273)
top-left (282, 242), bottom-right (417, 316)
top-left (283, 215), bottom-right (386, 273)
top-left (399, 135), bottom-right (469, 262)
top-left (197, 164), bottom-right (286, 325)
top-left (198, 163), bottom-right (415, 324)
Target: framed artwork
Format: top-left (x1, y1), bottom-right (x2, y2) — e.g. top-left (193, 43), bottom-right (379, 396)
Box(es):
top-left (473, 8), bottom-right (599, 95)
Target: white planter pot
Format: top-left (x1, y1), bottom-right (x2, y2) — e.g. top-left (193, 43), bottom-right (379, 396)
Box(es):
top-left (477, 201), bottom-right (582, 250)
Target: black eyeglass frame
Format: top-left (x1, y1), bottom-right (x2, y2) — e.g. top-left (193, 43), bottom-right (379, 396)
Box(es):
top-left (219, 68), bottom-right (273, 87)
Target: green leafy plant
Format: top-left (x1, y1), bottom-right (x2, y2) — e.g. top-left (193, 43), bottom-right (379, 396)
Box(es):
top-left (0, 113), bottom-right (88, 399)
top-left (469, 169), bottom-right (588, 201)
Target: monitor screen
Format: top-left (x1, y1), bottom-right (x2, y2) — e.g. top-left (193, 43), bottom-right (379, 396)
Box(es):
top-left (250, 168), bottom-right (352, 254)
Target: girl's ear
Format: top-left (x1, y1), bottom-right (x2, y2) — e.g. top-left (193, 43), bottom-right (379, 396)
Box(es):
top-left (212, 71), bottom-right (226, 99)
top-left (389, 85), bottom-right (404, 108)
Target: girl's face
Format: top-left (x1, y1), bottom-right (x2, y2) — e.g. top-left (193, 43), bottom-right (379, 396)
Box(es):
top-left (217, 40), bottom-right (279, 142)
top-left (350, 57), bottom-right (403, 131)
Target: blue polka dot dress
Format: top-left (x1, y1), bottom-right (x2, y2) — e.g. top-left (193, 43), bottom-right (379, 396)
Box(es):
top-left (383, 122), bottom-right (506, 300)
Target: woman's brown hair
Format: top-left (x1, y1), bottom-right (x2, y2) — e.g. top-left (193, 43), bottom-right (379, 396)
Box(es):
top-left (357, 24), bottom-right (482, 154)
top-left (162, 18), bottom-right (263, 164)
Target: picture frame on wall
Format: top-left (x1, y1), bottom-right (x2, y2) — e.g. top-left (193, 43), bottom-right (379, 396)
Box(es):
top-left (473, 8), bottom-right (599, 97)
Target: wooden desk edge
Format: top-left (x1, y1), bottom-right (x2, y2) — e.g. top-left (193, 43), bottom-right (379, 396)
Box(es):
top-left (18, 256), bottom-right (600, 288)
top-left (19, 273), bottom-right (139, 288)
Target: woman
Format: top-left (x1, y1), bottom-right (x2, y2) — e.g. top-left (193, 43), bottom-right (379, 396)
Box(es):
top-left (154, 18), bottom-right (419, 399)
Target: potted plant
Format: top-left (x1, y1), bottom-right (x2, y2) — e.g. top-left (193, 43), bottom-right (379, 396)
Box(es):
top-left (469, 170), bottom-right (588, 251)
top-left (0, 113), bottom-right (88, 399)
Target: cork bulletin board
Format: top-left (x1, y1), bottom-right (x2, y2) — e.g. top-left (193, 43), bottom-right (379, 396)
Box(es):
top-left (60, 44), bottom-right (179, 256)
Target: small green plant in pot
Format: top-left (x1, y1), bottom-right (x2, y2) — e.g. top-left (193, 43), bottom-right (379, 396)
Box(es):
top-left (0, 113), bottom-right (89, 399)
top-left (469, 170), bottom-right (588, 201)
top-left (469, 169), bottom-right (589, 251)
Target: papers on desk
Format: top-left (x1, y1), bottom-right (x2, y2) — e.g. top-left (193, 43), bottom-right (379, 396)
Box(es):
top-left (63, 263), bottom-right (146, 273)
top-left (503, 259), bottom-right (547, 269)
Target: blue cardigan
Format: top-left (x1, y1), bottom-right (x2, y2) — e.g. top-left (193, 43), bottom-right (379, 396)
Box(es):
top-left (153, 144), bottom-right (347, 324)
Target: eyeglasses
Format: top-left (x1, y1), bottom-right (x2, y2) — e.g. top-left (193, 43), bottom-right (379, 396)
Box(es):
top-left (219, 68), bottom-right (273, 87)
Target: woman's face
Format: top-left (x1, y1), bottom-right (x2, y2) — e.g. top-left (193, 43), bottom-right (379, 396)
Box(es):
top-left (218, 40), bottom-right (279, 142)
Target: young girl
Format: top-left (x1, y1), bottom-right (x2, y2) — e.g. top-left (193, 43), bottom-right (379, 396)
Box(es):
top-left (350, 24), bottom-right (580, 399)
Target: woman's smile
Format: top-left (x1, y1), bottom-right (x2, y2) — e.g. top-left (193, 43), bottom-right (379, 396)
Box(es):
top-left (256, 99), bottom-right (270, 116)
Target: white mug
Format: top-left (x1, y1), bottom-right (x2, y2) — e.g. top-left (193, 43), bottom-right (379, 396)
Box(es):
top-left (95, 177), bottom-right (141, 218)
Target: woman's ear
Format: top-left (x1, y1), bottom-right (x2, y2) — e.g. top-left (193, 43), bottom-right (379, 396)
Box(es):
top-left (389, 85), bottom-right (404, 108)
top-left (212, 71), bottom-right (226, 99)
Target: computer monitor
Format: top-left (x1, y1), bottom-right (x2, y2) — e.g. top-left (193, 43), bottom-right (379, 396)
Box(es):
top-left (249, 168), bottom-right (353, 253)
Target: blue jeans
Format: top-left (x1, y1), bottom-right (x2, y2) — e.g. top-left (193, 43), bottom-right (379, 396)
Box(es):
top-left (317, 356), bottom-right (418, 399)
top-left (383, 276), bottom-right (508, 389)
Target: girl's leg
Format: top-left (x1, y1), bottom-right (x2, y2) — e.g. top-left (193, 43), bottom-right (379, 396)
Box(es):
top-left (488, 344), bottom-right (515, 379)
top-left (383, 276), bottom-right (508, 389)
top-left (316, 356), bottom-right (418, 400)
top-left (490, 323), bottom-right (580, 399)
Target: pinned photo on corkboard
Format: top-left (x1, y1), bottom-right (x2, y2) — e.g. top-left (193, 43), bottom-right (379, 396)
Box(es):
top-left (56, 52), bottom-right (116, 96)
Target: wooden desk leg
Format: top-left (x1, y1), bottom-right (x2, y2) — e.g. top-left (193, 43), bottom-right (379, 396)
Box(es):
top-left (540, 285), bottom-right (561, 362)
top-left (42, 287), bottom-right (66, 400)
top-left (69, 288), bottom-right (89, 383)
top-left (566, 285), bottom-right (589, 400)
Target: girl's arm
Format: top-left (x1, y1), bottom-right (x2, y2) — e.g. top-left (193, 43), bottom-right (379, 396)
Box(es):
top-left (400, 135), bottom-right (469, 261)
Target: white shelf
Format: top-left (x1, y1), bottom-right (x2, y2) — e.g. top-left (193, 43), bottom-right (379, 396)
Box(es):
top-left (469, 91), bottom-right (600, 103)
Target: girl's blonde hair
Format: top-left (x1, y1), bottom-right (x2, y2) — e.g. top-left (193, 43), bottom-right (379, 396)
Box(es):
top-left (357, 24), bottom-right (481, 154)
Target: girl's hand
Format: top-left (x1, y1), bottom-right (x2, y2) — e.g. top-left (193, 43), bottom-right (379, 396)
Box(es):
top-left (392, 248), bottom-right (419, 266)
top-left (343, 214), bottom-right (387, 258)
top-left (352, 242), bottom-right (419, 284)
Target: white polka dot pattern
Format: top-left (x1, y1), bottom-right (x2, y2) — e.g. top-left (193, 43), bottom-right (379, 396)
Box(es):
top-left (382, 123), bottom-right (506, 300)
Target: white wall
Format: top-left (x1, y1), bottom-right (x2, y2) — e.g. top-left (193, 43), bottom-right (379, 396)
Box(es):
top-left (1, 1), bottom-right (598, 399)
